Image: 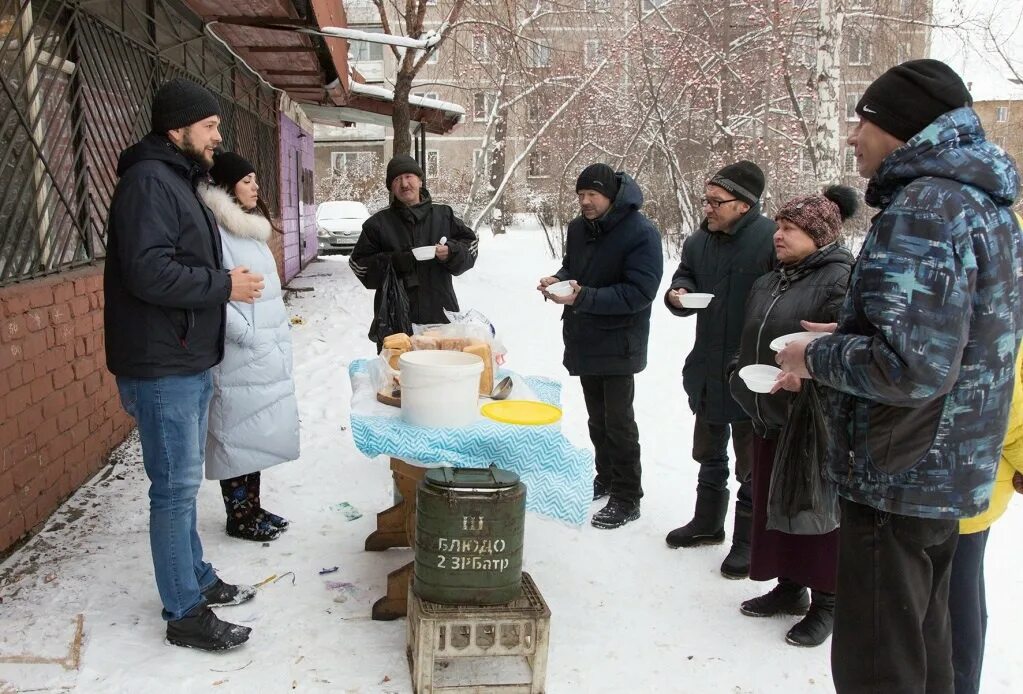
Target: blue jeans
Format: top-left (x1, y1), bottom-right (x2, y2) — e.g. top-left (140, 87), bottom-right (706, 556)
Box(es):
top-left (117, 372), bottom-right (217, 621)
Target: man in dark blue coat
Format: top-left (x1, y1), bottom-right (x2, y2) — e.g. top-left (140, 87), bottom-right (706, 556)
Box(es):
top-left (539, 164), bottom-right (663, 529)
top-left (664, 161), bottom-right (776, 579)
top-left (104, 78), bottom-right (264, 651)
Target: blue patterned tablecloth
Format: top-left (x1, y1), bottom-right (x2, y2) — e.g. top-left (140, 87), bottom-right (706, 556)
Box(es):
top-left (348, 359), bottom-right (591, 525)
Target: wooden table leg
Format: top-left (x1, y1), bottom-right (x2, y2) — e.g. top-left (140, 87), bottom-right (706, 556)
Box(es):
top-left (371, 560), bottom-right (414, 621)
top-left (365, 458), bottom-right (426, 551)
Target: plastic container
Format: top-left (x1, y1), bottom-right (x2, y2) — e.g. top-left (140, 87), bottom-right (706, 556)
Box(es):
top-left (545, 280), bottom-right (574, 297)
top-left (399, 350), bottom-right (484, 427)
top-left (679, 292), bottom-right (714, 309)
top-left (738, 364), bottom-right (782, 393)
top-left (412, 245), bottom-right (436, 261)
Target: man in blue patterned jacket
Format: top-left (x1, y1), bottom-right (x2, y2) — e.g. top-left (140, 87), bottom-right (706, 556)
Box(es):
top-left (776, 60), bottom-right (1022, 692)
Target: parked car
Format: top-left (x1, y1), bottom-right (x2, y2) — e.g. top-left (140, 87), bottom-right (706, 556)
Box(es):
top-left (316, 200), bottom-right (370, 255)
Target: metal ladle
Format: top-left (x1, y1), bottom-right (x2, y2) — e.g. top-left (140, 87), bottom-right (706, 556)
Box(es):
top-left (484, 375), bottom-right (513, 400)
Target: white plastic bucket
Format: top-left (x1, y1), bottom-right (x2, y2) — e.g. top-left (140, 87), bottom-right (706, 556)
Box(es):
top-left (399, 350), bottom-right (484, 428)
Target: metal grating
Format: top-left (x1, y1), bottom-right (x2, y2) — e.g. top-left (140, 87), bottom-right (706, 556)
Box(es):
top-left (0, 0), bottom-right (280, 286)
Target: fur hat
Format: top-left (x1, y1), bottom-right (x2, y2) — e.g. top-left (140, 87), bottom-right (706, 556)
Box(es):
top-left (575, 163), bottom-right (620, 202)
top-left (708, 161), bottom-right (765, 205)
top-left (855, 59), bottom-right (972, 142)
top-left (775, 185), bottom-right (859, 247)
top-left (151, 78), bottom-right (220, 133)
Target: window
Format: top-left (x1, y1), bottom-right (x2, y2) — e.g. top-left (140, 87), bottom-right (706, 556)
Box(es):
top-left (846, 91), bottom-right (861, 121)
top-left (585, 0), bottom-right (611, 11)
top-left (473, 92), bottom-right (496, 121)
top-left (350, 26), bottom-right (384, 62)
top-left (996, 106), bottom-right (1009, 122)
top-left (331, 151), bottom-right (360, 173)
top-left (528, 150), bottom-right (547, 178)
top-left (584, 39), bottom-right (603, 67)
top-left (525, 39), bottom-right (551, 68)
top-left (791, 34), bottom-right (815, 68)
top-left (844, 147), bottom-right (857, 174)
top-left (526, 100), bottom-right (541, 122)
top-left (426, 48), bottom-right (439, 65)
top-left (472, 33), bottom-right (491, 64)
top-left (413, 91), bottom-right (440, 102)
top-left (848, 36), bottom-right (871, 66)
top-left (642, 0), bottom-right (668, 10)
top-left (426, 150), bottom-right (439, 178)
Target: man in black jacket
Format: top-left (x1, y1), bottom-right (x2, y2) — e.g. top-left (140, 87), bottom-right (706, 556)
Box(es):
top-left (539, 163), bottom-right (663, 529)
top-left (104, 78), bottom-right (264, 651)
top-left (664, 161), bottom-right (776, 578)
top-left (349, 154), bottom-right (478, 346)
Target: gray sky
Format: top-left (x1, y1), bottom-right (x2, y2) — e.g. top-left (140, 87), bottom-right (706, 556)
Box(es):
top-left (930, 0), bottom-right (1023, 99)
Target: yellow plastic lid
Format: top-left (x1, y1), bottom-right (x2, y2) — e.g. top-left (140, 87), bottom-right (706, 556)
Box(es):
top-left (480, 400), bottom-right (563, 426)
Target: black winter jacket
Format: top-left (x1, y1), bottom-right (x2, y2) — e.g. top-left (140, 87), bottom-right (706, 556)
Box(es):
top-left (728, 244), bottom-right (853, 438)
top-left (348, 189), bottom-right (478, 343)
top-left (104, 135), bottom-right (231, 377)
top-left (555, 173), bottom-right (664, 376)
top-left (666, 206), bottom-right (776, 423)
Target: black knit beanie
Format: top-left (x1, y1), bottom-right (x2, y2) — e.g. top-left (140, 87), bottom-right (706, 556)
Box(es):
top-left (575, 163), bottom-right (619, 202)
top-left (151, 78), bottom-right (221, 133)
top-left (708, 160), bottom-right (765, 205)
top-left (209, 151), bottom-right (255, 190)
top-left (855, 59), bottom-right (973, 142)
top-left (385, 154), bottom-right (425, 190)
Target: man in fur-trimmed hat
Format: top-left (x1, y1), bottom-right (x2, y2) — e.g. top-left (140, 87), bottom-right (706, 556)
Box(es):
top-left (776, 59), bottom-right (1023, 692)
top-left (663, 160), bottom-right (777, 579)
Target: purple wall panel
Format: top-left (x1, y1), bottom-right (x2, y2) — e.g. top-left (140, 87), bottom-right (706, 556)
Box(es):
top-left (278, 113), bottom-right (317, 283)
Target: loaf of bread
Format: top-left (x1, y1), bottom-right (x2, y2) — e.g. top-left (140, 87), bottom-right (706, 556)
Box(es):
top-left (382, 333), bottom-right (412, 352)
top-left (462, 342), bottom-right (494, 396)
top-left (411, 335), bottom-right (440, 350)
top-left (439, 336), bottom-right (471, 351)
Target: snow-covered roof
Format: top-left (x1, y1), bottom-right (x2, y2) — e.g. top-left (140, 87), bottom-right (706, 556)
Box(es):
top-left (349, 81), bottom-right (466, 117)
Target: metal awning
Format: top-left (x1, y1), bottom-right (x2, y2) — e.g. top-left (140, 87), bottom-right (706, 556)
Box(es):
top-left (181, 0), bottom-right (460, 133)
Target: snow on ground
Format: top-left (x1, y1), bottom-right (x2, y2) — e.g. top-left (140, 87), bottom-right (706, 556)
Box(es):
top-left (1, 223), bottom-right (1021, 693)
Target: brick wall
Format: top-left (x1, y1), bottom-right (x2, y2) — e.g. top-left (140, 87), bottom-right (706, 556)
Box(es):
top-left (0, 265), bottom-right (134, 554)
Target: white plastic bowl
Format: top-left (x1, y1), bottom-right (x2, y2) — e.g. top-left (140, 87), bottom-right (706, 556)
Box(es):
top-left (738, 364), bottom-right (782, 394)
top-left (679, 292), bottom-right (714, 309)
top-left (412, 245), bottom-right (436, 261)
top-left (546, 280), bottom-right (574, 297)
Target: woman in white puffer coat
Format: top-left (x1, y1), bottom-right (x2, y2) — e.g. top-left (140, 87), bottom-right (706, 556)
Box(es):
top-left (200, 152), bottom-right (300, 542)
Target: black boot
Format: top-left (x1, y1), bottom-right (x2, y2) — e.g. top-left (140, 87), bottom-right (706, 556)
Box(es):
top-left (720, 505), bottom-right (752, 579)
top-left (259, 508), bottom-right (290, 531)
top-left (786, 590), bottom-right (835, 647)
top-left (248, 473), bottom-right (289, 531)
top-left (166, 605), bottom-right (251, 651)
top-left (665, 487), bottom-right (728, 548)
top-left (592, 478), bottom-right (611, 502)
top-left (740, 579), bottom-right (810, 617)
top-left (221, 474), bottom-right (281, 542)
top-left (591, 497), bottom-right (641, 529)
top-left (202, 577), bottom-right (257, 607)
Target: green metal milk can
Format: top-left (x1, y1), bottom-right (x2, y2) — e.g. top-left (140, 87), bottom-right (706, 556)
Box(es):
top-left (413, 467), bottom-right (526, 605)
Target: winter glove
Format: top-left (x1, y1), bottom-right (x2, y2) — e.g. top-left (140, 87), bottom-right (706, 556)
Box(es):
top-left (390, 250), bottom-right (416, 275)
top-left (1013, 470), bottom-right (1023, 495)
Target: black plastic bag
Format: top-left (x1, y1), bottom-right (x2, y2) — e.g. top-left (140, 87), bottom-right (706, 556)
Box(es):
top-left (374, 260), bottom-right (413, 351)
top-left (766, 384), bottom-right (839, 535)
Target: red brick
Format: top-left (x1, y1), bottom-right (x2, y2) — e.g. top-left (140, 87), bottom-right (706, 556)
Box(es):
top-left (22, 331), bottom-right (46, 358)
top-left (53, 324), bottom-right (74, 347)
top-left (0, 342), bottom-right (20, 371)
top-left (73, 355), bottom-right (95, 380)
top-left (42, 391), bottom-right (65, 419)
top-left (11, 456), bottom-right (38, 489)
top-left (0, 515), bottom-right (28, 551)
top-left (64, 379), bottom-right (85, 406)
top-left (18, 403), bottom-right (44, 438)
top-left (6, 383), bottom-right (31, 414)
top-left (1, 315), bottom-right (26, 344)
top-left (27, 286), bottom-right (54, 309)
top-left (74, 337), bottom-right (86, 358)
top-left (91, 312), bottom-right (103, 331)
top-left (70, 421), bottom-right (90, 446)
top-left (7, 364), bottom-right (24, 390)
top-left (30, 374), bottom-right (53, 404)
top-left (0, 470), bottom-right (11, 500)
top-left (57, 407), bottom-right (77, 434)
top-left (3, 293), bottom-right (31, 314)
top-left (73, 315), bottom-right (93, 338)
top-left (24, 310), bottom-right (48, 332)
top-left (52, 365), bottom-right (74, 390)
top-left (34, 417), bottom-right (58, 448)
top-left (53, 283), bottom-right (74, 304)
top-left (69, 295), bottom-right (90, 317)
top-left (83, 370), bottom-right (103, 396)
top-left (84, 333), bottom-right (100, 355)
top-left (49, 303), bottom-right (71, 326)
top-left (18, 360), bottom-right (35, 386)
